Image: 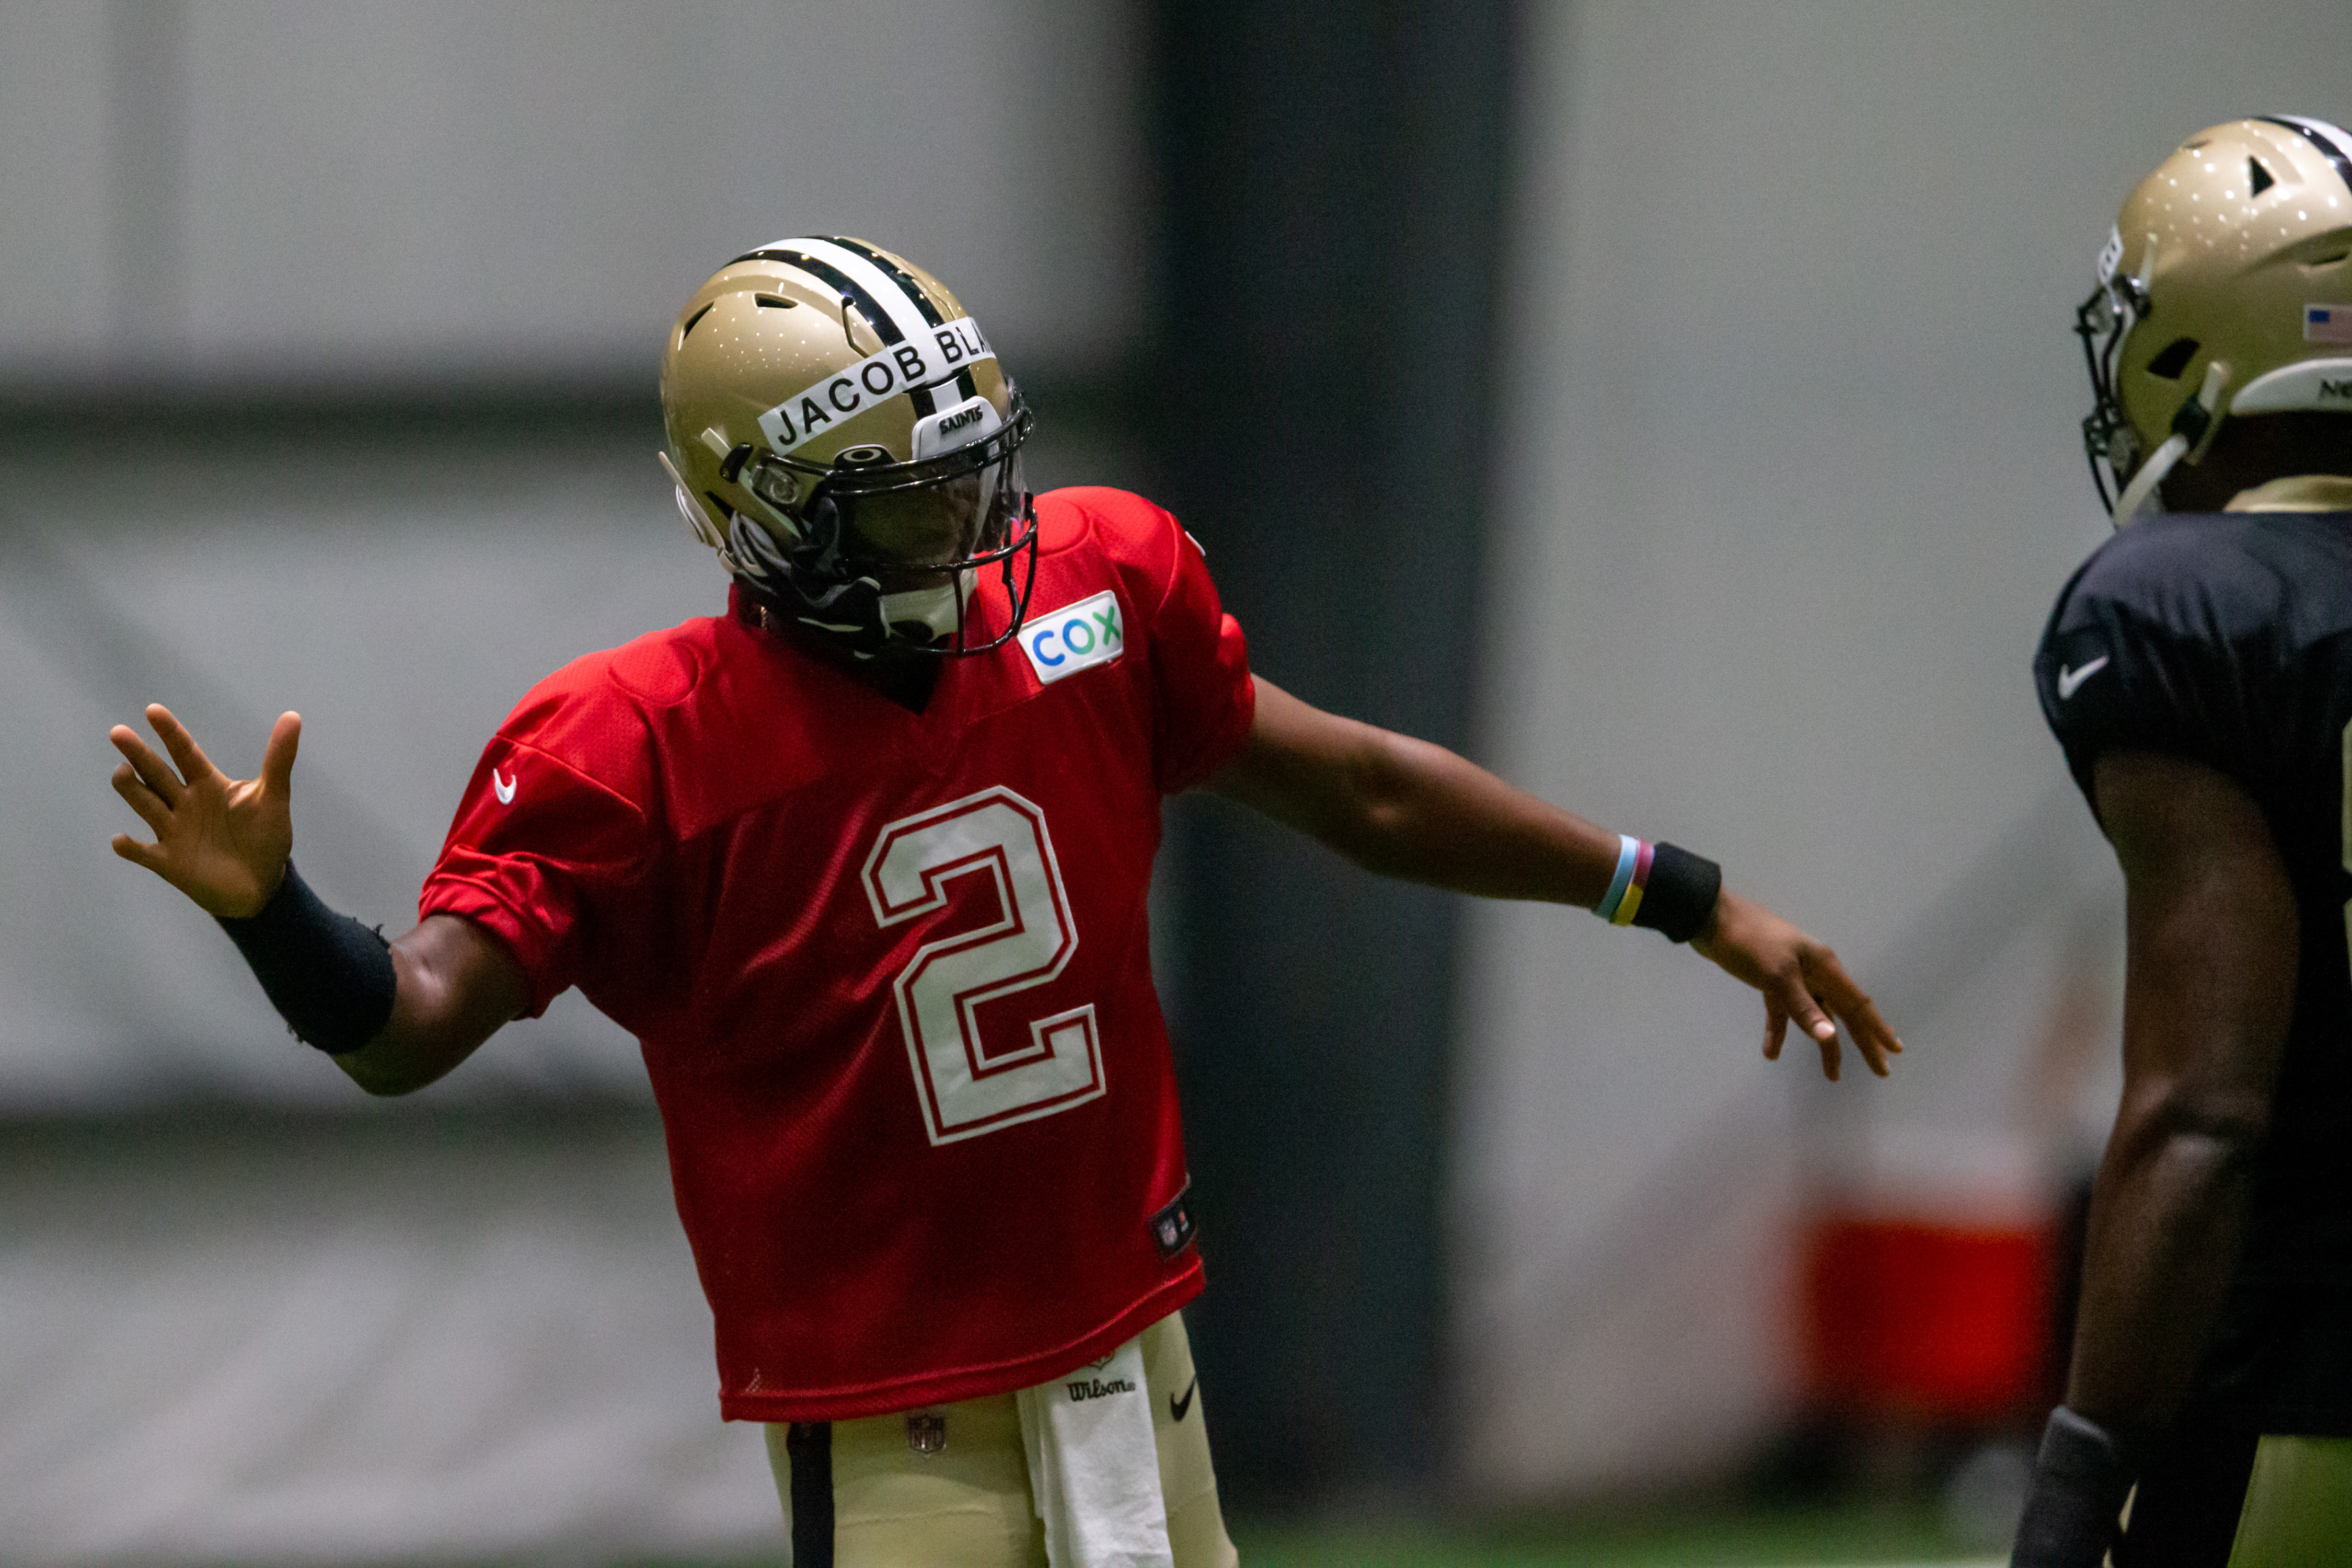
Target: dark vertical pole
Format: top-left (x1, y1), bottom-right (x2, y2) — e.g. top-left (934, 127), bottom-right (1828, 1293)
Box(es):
top-left (1147, 2), bottom-right (1522, 1503)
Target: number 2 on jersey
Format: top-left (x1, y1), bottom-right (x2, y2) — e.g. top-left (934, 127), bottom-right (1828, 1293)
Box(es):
top-left (862, 787), bottom-right (1104, 1145)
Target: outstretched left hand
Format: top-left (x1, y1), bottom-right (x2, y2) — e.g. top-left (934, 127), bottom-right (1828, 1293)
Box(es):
top-left (1691, 890), bottom-right (1902, 1080)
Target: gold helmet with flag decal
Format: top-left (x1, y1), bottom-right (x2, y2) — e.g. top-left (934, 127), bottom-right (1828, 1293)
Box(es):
top-left (2077, 117), bottom-right (2352, 520)
top-left (659, 236), bottom-right (1037, 655)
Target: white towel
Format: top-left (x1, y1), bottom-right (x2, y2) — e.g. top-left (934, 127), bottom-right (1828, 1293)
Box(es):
top-left (1016, 1335), bottom-right (1173, 1568)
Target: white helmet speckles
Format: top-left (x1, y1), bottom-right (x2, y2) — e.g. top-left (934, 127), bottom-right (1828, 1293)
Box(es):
top-left (2076, 117), bottom-right (2352, 522)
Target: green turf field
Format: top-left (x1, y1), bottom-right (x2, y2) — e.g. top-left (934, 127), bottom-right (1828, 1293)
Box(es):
top-left (1226, 1498), bottom-right (2000, 1567)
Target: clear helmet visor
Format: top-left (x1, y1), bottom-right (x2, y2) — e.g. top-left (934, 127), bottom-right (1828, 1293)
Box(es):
top-left (846, 447), bottom-right (1032, 647)
top-left (839, 451), bottom-right (1028, 579)
top-left (735, 390), bottom-right (1039, 653)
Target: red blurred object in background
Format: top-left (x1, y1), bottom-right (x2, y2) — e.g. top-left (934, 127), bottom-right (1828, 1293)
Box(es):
top-left (1803, 1210), bottom-right (2058, 1422)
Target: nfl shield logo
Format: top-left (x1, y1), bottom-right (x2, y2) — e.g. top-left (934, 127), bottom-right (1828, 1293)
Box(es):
top-left (906, 1412), bottom-right (946, 1455)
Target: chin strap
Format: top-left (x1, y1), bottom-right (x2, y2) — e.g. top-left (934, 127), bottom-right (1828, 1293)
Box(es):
top-left (2111, 433), bottom-right (2187, 523)
top-left (2113, 360), bottom-right (2232, 524)
top-left (877, 577), bottom-right (975, 646)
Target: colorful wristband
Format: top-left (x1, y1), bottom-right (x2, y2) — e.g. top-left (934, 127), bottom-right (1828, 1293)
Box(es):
top-left (1596, 837), bottom-right (1721, 943)
top-left (1595, 834), bottom-right (1654, 925)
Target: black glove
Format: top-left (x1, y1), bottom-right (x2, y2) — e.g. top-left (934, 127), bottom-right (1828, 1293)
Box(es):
top-left (2012, 1406), bottom-right (2133, 1567)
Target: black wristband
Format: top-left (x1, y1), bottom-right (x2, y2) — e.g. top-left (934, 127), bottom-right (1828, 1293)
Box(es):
top-left (215, 862), bottom-right (396, 1055)
top-left (1631, 841), bottom-right (1721, 943)
top-left (2011, 1406), bottom-right (2132, 1567)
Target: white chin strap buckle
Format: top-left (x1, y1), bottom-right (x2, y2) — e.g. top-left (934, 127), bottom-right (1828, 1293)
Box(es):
top-left (2113, 360), bottom-right (2232, 524)
top-left (878, 580), bottom-right (971, 643)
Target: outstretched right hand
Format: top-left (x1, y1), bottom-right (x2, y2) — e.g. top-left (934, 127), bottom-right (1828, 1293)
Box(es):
top-left (109, 704), bottom-right (301, 919)
top-left (1691, 889), bottom-right (1904, 1082)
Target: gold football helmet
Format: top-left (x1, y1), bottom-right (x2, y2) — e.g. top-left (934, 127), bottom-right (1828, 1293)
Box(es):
top-left (2077, 117), bottom-right (2352, 520)
top-left (659, 237), bottom-right (1036, 655)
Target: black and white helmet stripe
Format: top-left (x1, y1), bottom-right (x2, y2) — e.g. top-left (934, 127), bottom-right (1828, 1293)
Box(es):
top-left (789, 237), bottom-right (937, 345)
top-left (729, 237), bottom-right (985, 402)
top-left (2257, 116), bottom-right (2352, 192)
top-left (821, 236), bottom-right (982, 402)
top-left (729, 237), bottom-right (951, 417)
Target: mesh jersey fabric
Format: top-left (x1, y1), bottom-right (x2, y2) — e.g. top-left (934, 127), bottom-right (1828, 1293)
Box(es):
top-left (421, 487), bottom-right (1256, 1421)
top-left (2034, 508), bottom-right (2352, 1436)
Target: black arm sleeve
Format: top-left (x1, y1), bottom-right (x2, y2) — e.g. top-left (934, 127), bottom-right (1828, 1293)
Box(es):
top-left (215, 862), bottom-right (397, 1054)
top-left (1633, 841), bottom-right (1722, 944)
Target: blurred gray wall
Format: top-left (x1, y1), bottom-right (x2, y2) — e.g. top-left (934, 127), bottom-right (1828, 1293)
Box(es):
top-left (1453, 0), bottom-right (2352, 1500)
top-left (0, 1110), bottom-right (783, 1563)
top-left (0, 0), bottom-right (1143, 387)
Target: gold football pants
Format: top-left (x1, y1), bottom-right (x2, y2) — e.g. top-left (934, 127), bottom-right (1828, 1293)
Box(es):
top-left (2225, 1435), bottom-right (2352, 1565)
top-left (766, 1310), bottom-right (1237, 1567)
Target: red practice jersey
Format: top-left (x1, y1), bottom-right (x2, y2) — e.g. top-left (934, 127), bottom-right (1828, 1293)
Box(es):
top-left (420, 487), bottom-right (1254, 1422)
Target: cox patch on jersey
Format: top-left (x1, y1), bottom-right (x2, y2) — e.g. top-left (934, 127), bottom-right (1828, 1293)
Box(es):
top-left (1020, 590), bottom-right (1125, 685)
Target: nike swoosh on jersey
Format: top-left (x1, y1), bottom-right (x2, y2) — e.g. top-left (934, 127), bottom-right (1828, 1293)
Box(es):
top-left (2057, 655), bottom-right (2110, 700)
top-left (492, 767), bottom-right (517, 804)
top-left (1170, 1377), bottom-right (1197, 1423)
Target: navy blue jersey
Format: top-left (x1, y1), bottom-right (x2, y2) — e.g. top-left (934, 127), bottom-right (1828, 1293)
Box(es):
top-left (2034, 508), bottom-right (2352, 1435)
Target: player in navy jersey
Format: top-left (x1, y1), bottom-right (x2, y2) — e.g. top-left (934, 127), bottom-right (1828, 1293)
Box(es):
top-left (2012, 120), bottom-right (2352, 1567)
top-left (106, 238), bottom-right (1901, 1567)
